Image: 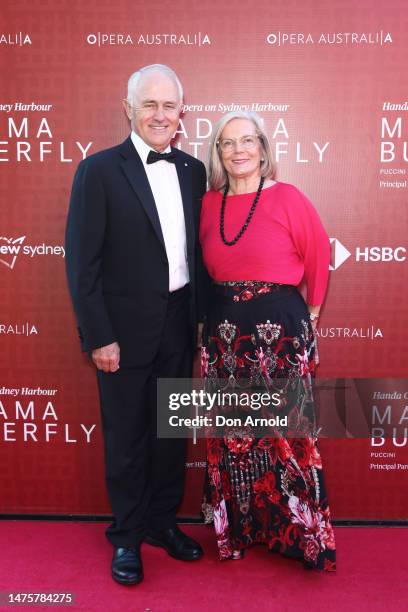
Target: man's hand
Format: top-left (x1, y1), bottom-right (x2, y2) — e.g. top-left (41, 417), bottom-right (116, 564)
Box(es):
top-left (92, 341), bottom-right (120, 372)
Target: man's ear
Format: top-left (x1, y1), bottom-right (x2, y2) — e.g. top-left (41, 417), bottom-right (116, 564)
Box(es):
top-left (122, 99), bottom-right (132, 120)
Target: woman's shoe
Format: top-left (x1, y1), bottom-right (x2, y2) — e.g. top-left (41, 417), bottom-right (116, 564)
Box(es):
top-left (232, 549), bottom-right (245, 560)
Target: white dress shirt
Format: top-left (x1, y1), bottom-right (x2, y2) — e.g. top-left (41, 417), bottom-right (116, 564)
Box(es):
top-left (130, 131), bottom-right (189, 292)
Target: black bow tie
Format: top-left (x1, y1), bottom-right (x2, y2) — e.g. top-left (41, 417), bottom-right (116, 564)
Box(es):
top-left (146, 150), bottom-right (176, 164)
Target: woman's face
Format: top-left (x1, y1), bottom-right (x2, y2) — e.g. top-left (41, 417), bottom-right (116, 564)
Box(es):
top-left (219, 118), bottom-right (263, 183)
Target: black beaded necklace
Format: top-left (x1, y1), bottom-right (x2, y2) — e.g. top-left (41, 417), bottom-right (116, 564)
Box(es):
top-left (220, 176), bottom-right (265, 246)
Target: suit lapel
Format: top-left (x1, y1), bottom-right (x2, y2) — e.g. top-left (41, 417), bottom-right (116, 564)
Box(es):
top-left (119, 137), bottom-right (166, 251)
top-left (174, 149), bottom-right (194, 257)
top-left (119, 137), bottom-right (195, 260)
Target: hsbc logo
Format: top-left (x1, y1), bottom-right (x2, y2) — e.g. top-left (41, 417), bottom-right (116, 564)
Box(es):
top-left (330, 239), bottom-right (406, 270)
top-left (355, 246), bottom-right (406, 262)
top-left (330, 238), bottom-right (351, 270)
top-left (0, 235), bottom-right (65, 269)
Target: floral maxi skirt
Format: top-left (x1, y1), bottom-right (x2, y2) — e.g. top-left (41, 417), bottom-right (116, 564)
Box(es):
top-left (201, 282), bottom-right (336, 571)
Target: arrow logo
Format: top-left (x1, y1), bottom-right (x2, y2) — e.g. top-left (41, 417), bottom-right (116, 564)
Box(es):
top-left (330, 238), bottom-right (351, 271)
top-left (0, 236), bottom-right (26, 269)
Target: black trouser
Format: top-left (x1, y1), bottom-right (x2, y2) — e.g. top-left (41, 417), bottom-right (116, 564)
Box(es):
top-left (97, 285), bottom-right (192, 548)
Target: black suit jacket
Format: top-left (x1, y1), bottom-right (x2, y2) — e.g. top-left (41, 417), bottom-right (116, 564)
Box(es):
top-left (65, 136), bottom-right (207, 367)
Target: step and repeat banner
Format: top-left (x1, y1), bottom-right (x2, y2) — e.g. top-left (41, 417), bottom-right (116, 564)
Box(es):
top-left (1, 0), bottom-right (407, 519)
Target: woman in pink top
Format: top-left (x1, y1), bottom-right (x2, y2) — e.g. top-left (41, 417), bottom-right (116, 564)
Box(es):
top-left (200, 111), bottom-right (336, 571)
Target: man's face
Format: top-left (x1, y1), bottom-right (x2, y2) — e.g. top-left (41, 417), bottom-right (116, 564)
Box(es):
top-left (124, 71), bottom-right (181, 152)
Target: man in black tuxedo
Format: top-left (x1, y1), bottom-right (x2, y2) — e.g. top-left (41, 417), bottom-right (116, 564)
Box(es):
top-left (65, 64), bottom-right (207, 585)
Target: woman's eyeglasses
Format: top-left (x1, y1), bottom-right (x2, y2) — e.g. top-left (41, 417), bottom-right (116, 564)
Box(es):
top-left (217, 135), bottom-right (261, 153)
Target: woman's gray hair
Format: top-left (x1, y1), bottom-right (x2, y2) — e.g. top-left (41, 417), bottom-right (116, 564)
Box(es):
top-left (208, 111), bottom-right (276, 191)
top-left (126, 64), bottom-right (183, 104)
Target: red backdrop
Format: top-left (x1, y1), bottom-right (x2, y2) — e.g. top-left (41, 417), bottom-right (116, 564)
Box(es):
top-left (0, 0), bottom-right (407, 519)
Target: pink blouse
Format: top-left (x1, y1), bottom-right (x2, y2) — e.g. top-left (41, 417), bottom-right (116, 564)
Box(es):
top-left (199, 182), bottom-right (330, 306)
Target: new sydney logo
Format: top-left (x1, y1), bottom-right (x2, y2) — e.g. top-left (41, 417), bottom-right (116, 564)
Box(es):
top-left (0, 236), bottom-right (25, 269)
top-left (0, 235), bottom-right (65, 269)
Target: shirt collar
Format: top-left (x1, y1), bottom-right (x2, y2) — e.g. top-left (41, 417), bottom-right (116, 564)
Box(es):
top-left (130, 131), bottom-right (172, 163)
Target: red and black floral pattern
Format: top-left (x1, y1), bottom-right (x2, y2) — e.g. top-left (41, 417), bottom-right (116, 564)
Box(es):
top-left (201, 282), bottom-right (336, 571)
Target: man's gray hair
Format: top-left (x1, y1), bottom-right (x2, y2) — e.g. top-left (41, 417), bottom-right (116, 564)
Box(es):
top-left (126, 64), bottom-right (184, 104)
top-left (208, 111), bottom-right (276, 192)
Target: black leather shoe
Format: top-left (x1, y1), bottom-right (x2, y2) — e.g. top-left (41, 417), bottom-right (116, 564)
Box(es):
top-left (145, 526), bottom-right (203, 561)
top-left (111, 547), bottom-right (143, 585)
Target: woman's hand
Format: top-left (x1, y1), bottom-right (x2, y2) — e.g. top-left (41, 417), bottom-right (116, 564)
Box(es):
top-left (308, 308), bottom-right (320, 331)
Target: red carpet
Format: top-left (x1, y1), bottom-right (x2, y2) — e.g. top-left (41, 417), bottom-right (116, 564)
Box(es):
top-left (0, 522), bottom-right (406, 611)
